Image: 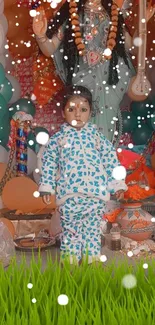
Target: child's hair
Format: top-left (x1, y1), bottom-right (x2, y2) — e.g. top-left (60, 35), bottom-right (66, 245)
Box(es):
top-left (62, 85), bottom-right (93, 111)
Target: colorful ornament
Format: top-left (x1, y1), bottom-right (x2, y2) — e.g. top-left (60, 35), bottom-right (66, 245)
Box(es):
top-left (69, 0), bottom-right (119, 58)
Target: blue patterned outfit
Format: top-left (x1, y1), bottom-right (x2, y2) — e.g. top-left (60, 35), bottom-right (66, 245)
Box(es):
top-left (39, 122), bottom-right (127, 263)
top-left (53, 7), bottom-right (135, 142)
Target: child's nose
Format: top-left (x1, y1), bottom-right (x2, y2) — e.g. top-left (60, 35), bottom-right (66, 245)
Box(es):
top-left (75, 109), bottom-right (80, 117)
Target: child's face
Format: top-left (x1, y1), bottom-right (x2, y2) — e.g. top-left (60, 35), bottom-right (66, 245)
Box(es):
top-left (62, 96), bottom-right (91, 129)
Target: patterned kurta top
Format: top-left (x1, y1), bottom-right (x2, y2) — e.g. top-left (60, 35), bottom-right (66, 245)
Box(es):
top-left (39, 122), bottom-right (127, 206)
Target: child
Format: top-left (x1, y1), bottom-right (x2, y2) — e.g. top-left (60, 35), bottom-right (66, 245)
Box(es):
top-left (39, 85), bottom-right (127, 264)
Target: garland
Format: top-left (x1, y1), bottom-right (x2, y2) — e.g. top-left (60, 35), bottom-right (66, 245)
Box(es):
top-left (69, 0), bottom-right (119, 59)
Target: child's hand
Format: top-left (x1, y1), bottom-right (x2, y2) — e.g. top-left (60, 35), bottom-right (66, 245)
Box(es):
top-left (42, 194), bottom-right (51, 205)
top-left (115, 190), bottom-right (125, 201)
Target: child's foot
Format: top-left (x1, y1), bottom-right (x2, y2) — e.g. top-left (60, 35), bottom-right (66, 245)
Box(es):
top-left (81, 256), bottom-right (107, 267)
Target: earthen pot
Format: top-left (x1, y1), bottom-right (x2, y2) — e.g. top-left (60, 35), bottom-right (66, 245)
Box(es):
top-left (0, 218), bottom-right (15, 238)
top-left (117, 203), bottom-right (153, 241)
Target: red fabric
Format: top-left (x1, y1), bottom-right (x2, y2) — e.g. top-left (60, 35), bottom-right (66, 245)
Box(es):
top-left (117, 149), bottom-right (146, 169)
top-left (126, 164), bottom-right (155, 189)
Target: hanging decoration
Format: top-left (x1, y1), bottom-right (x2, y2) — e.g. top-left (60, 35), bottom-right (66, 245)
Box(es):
top-left (13, 112), bottom-right (33, 177)
top-left (16, 121), bottom-right (29, 176)
top-left (127, 0), bottom-right (151, 101)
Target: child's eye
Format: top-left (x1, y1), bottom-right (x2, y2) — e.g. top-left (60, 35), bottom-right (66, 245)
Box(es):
top-left (82, 108), bottom-right (87, 112)
top-left (68, 107), bottom-right (74, 112)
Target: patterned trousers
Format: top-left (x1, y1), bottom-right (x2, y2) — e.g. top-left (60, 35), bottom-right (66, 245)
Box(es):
top-left (58, 196), bottom-right (106, 264)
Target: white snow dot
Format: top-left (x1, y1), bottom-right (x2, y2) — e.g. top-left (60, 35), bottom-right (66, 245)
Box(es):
top-left (32, 298), bottom-right (37, 303)
top-left (143, 263), bottom-right (148, 269)
top-left (28, 140), bottom-right (34, 146)
top-left (71, 120), bottom-right (77, 126)
top-left (117, 148), bottom-right (122, 153)
top-left (29, 9), bottom-right (37, 17)
top-left (104, 48), bottom-right (112, 56)
top-left (100, 255), bottom-right (107, 262)
top-left (57, 294), bottom-right (69, 306)
top-left (33, 191), bottom-right (40, 198)
top-left (151, 217), bottom-right (155, 223)
top-left (122, 274), bottom-right (137, 289)
top-left (50, 1), bottom-right (57, 9)
top-left (127, 251), bottom-right (133, 257)
top-left (112, 165), bottom-right (126, 180)
top-left (36, 132), bottom-right (49, 145)
top-left (128, 143), bottom-right (134, 149)
top-left (27, 283), bottom-right (33, 289)
top-left (35, 168), bottom-right (40, 174)
top-left (133, 37), bottom-right (143, 47)
top-left (25, 42), bottom-right (31, 48)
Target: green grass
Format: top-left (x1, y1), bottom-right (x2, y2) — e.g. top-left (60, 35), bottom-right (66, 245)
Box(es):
top-left (1, 254), bottom-right (155, 325)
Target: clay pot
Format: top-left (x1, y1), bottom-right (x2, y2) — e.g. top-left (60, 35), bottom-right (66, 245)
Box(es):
top-left (0, 217), bottom-right (15, 238)
top-left (117, 203), bottom-right (153, 241)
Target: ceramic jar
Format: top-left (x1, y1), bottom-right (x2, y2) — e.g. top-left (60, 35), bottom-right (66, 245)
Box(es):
top-left (117, 203), bottom-right (154, 241)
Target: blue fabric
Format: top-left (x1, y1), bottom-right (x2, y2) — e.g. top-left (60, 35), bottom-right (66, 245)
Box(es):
top-left (39, 122), bottom-right (127, 204)
top-left (59, 196), bottom-right (106, 262)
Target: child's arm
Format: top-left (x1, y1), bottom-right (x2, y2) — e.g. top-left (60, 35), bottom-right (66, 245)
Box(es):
top-left (99, 134), bottom-right (128, 195)
top-left (38, 137), bottom-right (59, 196)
